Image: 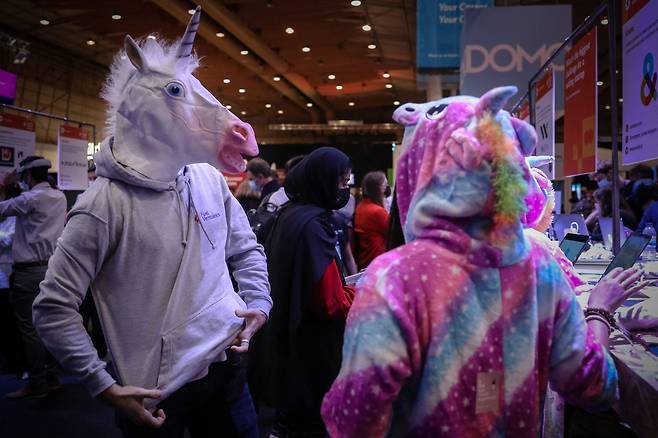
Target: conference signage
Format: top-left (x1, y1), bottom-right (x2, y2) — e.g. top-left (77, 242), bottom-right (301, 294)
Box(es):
top-left (460, 5), bottom-right (571, 111)
top-left (564, 27), bottom-right (598, 177)
top-left (514, 97), bottom-right (530, 123)
top-left (622, 0), bottom-right (658, 164)
top-left (533, 67), bottom-right (555, 178)
top-left (58, 125), bottom-right (88, 190)
top-left (0, 113), bottom-right (36, 179)
top-left (416, 0), bottom-right (493, 69)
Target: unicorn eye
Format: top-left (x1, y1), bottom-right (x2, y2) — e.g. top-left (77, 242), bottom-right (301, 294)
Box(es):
top-left (165, 82), bottom-right (185, 97)
top-left (426, 104), bottom-right (447, 120)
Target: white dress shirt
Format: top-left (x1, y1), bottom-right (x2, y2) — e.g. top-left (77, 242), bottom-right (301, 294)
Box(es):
top-left (0, 182), bottom-right (67, 264)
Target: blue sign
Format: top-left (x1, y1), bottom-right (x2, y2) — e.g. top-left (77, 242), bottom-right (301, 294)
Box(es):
top-left (417, 0), bottom-right (493, 69)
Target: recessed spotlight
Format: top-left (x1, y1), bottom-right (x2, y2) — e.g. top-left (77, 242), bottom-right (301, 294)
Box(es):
top-left (111, 12), bottom-right (122, 20)
top-left (241, 111), bottom-right (247, 115)
top-left (238, 88), bottom-right (246, 93)
top-left (306, 102), bottom-right (313, 107)
top-left (223, 78), bottom-right (231, 84)
top-left (336, 85), bottom-right (343, 90)
top-left (619, 97), bottom-right (624, 102)
top-left (351, 0), bottom-right (362, 6)
top-left (368, 44), bottom-right (377, 50)
top-left (385, 83), bottom-right (393, 89)
top-left (216, 32), bottom-right (225, 38)
top-left (147, 35), bottom-right (157, 40)
top-left (302, 46), bottom-right (311, 53)
top-left (240, 50), bottom-right (249, 55)
top-left (382, 72), bottom-right (390, 78)
top-left (86, 39), bottom-right (96, 46)
top-left (597, 80), bottom-right (604, 86)
top-left (188, 9), bottom-right (196, 15)
top-left (601, 17), bottom-right (609, 25)
top-left (273, 76), bottom-right (281, 81)
top-left (277, 109), bottom-right (284, 114)
top-left (40, 18), bottom-right (50, 26)
top-left (362, 24), bottom-right (372, 32)
top-left (328, 74), bottom-right (336, 80)
top-left (393, 100), bottom-right (400, 105)
top-left (285, 27), bottom-right (294, 34)
top-left (226, 105), bottom-right (232, 110)
top-left (265, 103), bottom-right (272, 108)
top-left (348, 101), bottom-right (355, 106)
top-left (605, 105), bottom-right (611, 109)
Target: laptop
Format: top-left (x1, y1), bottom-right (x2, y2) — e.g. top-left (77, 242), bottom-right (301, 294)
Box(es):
top-left (559, 233), bottom-right (589, 264)
top-left (553, 214), bottom-right (589, 241)
top-left (602, 232), bottom-right (651, 276)
top-left (599, 217), bottom-right (630, 250)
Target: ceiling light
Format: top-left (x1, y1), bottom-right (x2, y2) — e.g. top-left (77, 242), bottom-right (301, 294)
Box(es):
top-left (265, 103), bottom-right (272, 108)
top-left (597, 80), bottom-right (604, 86)
top-left (382, 72), bottom-right (390, 78)
top-left (601, 17), bottom-right (609, 25)
top-left (240, 50), bottom-right (249, 55)
top-left (223, 78), bottom-right (231, 84)
top-left (238, 88), bottom-right (246, 93)
top-left (39, 18), bottom-right (50, 26)
top-left (302, 46), bottom-right (311, 53)
top-left (188, 9), bottom-right (196, 15)
top-left (86, 39), bottom-right (96, 46)
top-left (273, 76), bottom-right (281, 81)
top-left (147, 35), bottom-right (157, 40)
top-left (226, 105), bottom-right (232, 110)
top-left (362, 24), bottom-right (372, 32)
top-left (393, 100), bottom-right (400, 105)
top-left (336, 85), bottom-right (343, 90)
top-left (216, 32), bottom-right (225, 38)
top-left (277, 109), bottom-right (284, 114)
top-left (619, 97), bottom-right (624, 102)
top-left (385, 83), bottom-right (393, 89)
top-left (285, 27), bottom-right (294, 34)
top-left (605, 105), bottom-right (610, 109)
top-left (306, 102), bottom-right (313, 107)
top-left (348, 101), bottom-right (355, 106)
top-left (351, 0), bottom-right (362, 6)
top-left (328, 74), bottom-right (336, 80)
top-left (111, 12), bottom-right (122, 20)
top-left (368, 44), bottom-right (377, 50)
top-left (241, 111), bottom-right (247, 115)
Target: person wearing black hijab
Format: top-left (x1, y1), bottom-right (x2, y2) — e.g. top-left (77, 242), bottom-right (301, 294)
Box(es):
top-left (262, 147), bottom-right (355, 437)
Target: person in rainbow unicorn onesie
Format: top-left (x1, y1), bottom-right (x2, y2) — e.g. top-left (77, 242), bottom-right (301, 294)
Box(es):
top-left (321, 86), bottom-right (637, 437)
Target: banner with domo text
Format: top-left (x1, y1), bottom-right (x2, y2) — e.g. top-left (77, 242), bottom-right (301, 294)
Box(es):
top-left (564, 27), bottom-right (598, 177)
top-left (622, 0), bottom-right (658, 164)
top-left (58, 125), bottom-right (88, 190)
top-left (416, 0), bottom-right (493, 69)
top-left (0, 113), bottom-right (36, 179)
top-left (534, 67), bottom-right (555, 178)
top-left (460, 5), bottom-right (571, 111)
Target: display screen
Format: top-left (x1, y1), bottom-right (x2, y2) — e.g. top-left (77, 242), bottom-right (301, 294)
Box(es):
top-left (559, 233), bottom-right (589, 263)
top-left (0, 70), bottom-right (17, 104)
top-left (603, 233), bottom-right (651, 275)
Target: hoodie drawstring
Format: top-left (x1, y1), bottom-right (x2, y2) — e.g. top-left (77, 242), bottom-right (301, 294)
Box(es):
top-left (185, 180), bottom-right (216, 249)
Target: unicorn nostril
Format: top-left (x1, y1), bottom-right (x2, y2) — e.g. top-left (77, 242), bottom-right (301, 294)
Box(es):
top-left (232, 124), bottom-right (249, 142)
top-left (404, 107), bottom-right (415, 112)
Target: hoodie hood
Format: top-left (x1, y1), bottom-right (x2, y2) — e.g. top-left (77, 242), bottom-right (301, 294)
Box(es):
top-left (94, 137), bottom-right (182, 192)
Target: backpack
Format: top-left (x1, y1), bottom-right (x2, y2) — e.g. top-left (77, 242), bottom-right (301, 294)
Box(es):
top-left (247, 198), bottom-right (285, 245)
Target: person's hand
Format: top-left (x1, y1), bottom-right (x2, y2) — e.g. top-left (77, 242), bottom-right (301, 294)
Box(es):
top-left (98, 384), bottom-right (165, 428)
top-left (587, 267), bottom-right (650, 312)
top-left (230, 308), bottom-right (267, 353)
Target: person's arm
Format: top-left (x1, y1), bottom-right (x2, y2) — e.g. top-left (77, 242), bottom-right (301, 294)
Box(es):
top-left (341, 240), bottom-right (358, 276)
top-left (311, 259), bottom-right (354, 319)
top-left (0, 217), bottom-right (15, 249)
top-left (321, 278), bottom-right (412, 437)
top-left (0, 194), bottom-right (31, 220)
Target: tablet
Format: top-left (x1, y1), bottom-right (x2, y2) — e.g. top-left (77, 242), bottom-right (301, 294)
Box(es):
top-left (603, 232), bottom-right (651, 276)
top-left (559, 233), bottom-right (589, 264)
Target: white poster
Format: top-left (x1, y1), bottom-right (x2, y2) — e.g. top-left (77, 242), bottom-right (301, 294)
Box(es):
top-left (0, 113), bottom-right (36, 179)
top-left (534, 68), bottom-right (556, 178)
top-left (622, 0), bottom-right (658, 165)
top-left (58, 125), bottom-right (88, 190)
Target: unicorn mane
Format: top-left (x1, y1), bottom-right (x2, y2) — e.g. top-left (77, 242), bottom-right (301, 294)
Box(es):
top-left (100, 35), bottom-right (200, 136)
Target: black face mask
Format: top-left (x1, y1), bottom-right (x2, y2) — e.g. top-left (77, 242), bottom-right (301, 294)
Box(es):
top-left (333, 188), bottom-right (350, 210)
top-left (384, 185), bottom-right (392, 198)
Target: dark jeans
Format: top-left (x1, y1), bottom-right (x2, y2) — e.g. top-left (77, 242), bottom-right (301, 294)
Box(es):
top-left (0, 287), bottom-right (26, 373)
top-left (117, 354), bottom-right (259, 438)
top-left (9, 266), bottom-right (57, 388)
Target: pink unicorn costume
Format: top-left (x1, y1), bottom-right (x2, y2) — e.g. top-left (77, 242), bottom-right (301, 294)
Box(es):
top-left (321, 87), bottom-right (617, 437)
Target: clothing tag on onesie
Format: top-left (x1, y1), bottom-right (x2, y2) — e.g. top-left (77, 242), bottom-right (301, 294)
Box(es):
top-left (475, 371), bottom-right (502, 415)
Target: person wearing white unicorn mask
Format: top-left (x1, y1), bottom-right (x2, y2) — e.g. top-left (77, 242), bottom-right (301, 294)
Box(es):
top-left (33, 7), bottom-right (269, 437)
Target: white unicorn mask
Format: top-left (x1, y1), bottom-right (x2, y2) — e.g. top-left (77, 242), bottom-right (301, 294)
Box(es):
top-left (101, 7), bottom-right (257, 181)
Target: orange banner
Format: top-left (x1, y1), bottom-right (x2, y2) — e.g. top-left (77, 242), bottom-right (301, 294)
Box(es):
top-left (564, 28), bottom-right (597, 177)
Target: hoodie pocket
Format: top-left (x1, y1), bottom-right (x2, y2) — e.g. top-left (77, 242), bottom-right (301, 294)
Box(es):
top-left (155, 292), bottom-right (246, 395)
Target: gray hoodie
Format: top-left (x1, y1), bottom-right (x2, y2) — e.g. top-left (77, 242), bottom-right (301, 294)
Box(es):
top-left (33, 139), bottom-right (272, 403)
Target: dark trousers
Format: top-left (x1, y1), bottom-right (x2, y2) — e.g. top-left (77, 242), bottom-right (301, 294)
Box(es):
top-left (9, 265), bottom-right (57, 388)
top-left (0, 288), bottom-right (26, 373)
top-left (117, 354), bottom-right (259, 438)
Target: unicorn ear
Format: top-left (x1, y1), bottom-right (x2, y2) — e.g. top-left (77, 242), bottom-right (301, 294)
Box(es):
top-left (510, 117), bottom-right (538, 156)
top-left (476, 86), bottom-right (518, 116)
top-left (124, 35), bottom-right (148, 72)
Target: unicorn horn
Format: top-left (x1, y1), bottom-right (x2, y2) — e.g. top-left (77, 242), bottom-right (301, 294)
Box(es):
top-left (177, 6), bottom-right (201, 58)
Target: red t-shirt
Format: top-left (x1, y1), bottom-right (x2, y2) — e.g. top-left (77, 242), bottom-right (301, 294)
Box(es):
top-left (354, 199), bottom-right (389, 270)
top-left (311, 260), bottom-right (355, 319)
